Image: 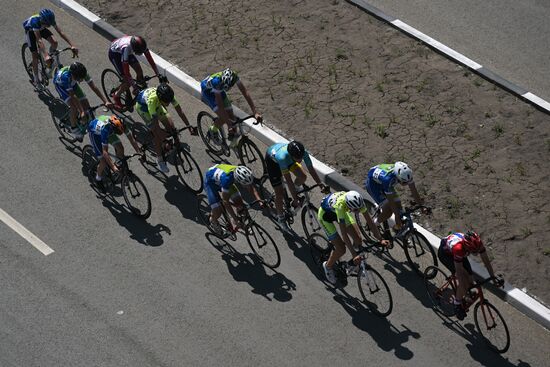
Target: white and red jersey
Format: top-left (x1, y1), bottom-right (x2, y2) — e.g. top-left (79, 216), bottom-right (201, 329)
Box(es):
top-left (441, 233), bottom-right (471, 263)
top-left (109, 36), bottom-right (134, 62)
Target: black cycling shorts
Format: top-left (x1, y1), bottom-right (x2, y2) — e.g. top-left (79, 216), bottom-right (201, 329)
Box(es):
top-left (26, 28), bottom-right (53, 52)
top-left (437, 240), bottom-right (473, 275)
top-left (266, 154), bottom-right (283, 187)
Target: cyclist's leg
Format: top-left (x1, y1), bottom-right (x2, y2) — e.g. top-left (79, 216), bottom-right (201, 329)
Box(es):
top-left (319, 208), bottom-right (344, 267)
top-left (289, 162), bottom-right (307, 189)
top-left (26, 31), bottom-right (41, 83)
top-left (344, 212), bottom-right (362, 252)
top-left (109, 136), bottom-right (124, 159)
top-left (108, 50), bottom-right (129, 97)
top-left (206, 183), bottom-right (223, 224)
top-left (129, 56), bottom-right (143, 81)
top-left (89, 130), bottom-right (107, 180)
top-left (43, 30), bottom-right (57, 66)
top-left (266, 155), bottom-right (285, 217)
top-left (137, 109), bottom-right (164, 157)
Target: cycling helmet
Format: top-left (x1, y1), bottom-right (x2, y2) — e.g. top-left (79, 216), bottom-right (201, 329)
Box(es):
top-left (39, 9), bottom-right (56, 26)
top-left (463, 231), bottom-right (483, 253)
top-left (220, 68), bottom-right (236, 91)
top-left (394, 161), bottom-right (413, 183)
top-left (287, 140), bottom-right (305, 160)
top-left (345, 191), bottom-right (365, 210)
top-left (156, 83), bottom-right (174, 104)
top-left (234, 166), bottom-right (254, 185)
top-left (110, 115), bottom-right (124, 135)
top-left (69, 62), bottom-right (87, 80)
top-left (130, 36), bottom-right (147, 55)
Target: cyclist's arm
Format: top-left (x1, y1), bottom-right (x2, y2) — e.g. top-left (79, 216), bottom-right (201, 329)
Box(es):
top-left (479, 250), bottom-right (496, 278)
top-left (221, 191), bottom-right (239, 222)
top-left (236, 81), bottom-right (260, 119)
top-left (143, 50), bottom-right (160, 76)
top-left (339, 221), bottom-right (358, 257)
top-left (305, 164), bottom-right (323, 186)
top-left (360, 211), bottom-right (385, 242)
top-left (283, 171), bottom-right (299, 201)
top-left (101, 145), bottom-right (117, 172)
top-left (408, 182), bottom-right (423, 205)
top-left (125, 130), bottom-right (141, 154)
top-left (33, 30), bottom-right (47, 56)
top-left (52, 25), bottom-right (77, 50)
top-left (214, 92), bottom-right (232, 126)
top-left (386, 192), bottom-right (403, 227)
top-left (67, 90), bottom-right (85, 114)
top-left (173, 103), bottom-right (192, 128)
top-left (87, 80), bottom-right (111, 106)
top-left (245, 184), bottom-right (262, 202)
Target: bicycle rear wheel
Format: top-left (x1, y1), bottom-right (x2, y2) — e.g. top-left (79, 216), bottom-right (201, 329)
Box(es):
top-left (301, 203), bottom-right (321, 239)
top-left (197, 111), bottom-right (225, 155)
top-left (52, 107), bottom-right (76, 142)
top-left (357, 265), bottom-right (393, 317)
top-left (237, 138), bottom-right (266, 179)
top-left (403, 230), bottom-right (437, 277)
top-left (22, 43), bottom-right (47, 86)
top-left (246, 223), bottom-right (281, 269)
top-left (308, 233), bottom-right (331, 271)
top-left (174, 148), bottom-right (203, 193)
top-left (121, 172), bottom-right (152, 219)
top-left (474, 300), bottom-right (510, 353)
top-left (424, 266), bottom-right (457, 317)
top-left (82, 145), bottom-right (97, 179)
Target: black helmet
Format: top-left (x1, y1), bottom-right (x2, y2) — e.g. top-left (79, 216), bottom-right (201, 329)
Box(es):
top-left (156, 83), bottom-right (174, 103)
top-left (130, 36), bottom-right (147, 55)
top-left (69, 62), bottom-right (87, 80)
top-left (287, 140), bottom-right (305, 160)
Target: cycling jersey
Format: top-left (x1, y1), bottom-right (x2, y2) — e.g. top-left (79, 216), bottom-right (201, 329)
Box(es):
top-left (266, 143), bottom-right (313, 173)
top-left (53, 66), bottom-right (91, 103)
top-left (201, 70), bottom-right (240, 93)
top-left (440, 233), bottom-right (485, 263)
top-left (204, 164), bottom-right (241, 208)
top-left (109, 36), bottom-right (139, 62)
top-left (318, 192), bottom-right (366, 241)
top-left (136, 87), bottom-right (179, 123)
top-left (365, 163), bottom-right (410, 204)
top-left (23, 14), bottom-right (54, 31)
top-left (88, 116), bottom-right (128, 158)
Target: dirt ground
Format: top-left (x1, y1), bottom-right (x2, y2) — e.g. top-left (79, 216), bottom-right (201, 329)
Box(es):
top-left (79, 0), bottom-right (550, 304)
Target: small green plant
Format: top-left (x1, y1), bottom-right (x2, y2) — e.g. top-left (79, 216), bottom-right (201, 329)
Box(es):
top-left (447, 197), bottom-right (462, 219)
top-left (543, 248), bottom-right (550, 257)
top-left (376, 82), bottom-right (384, 93)
top-left (485, 111), bottom-right (492, 118)
top-left (473, 78), bottom-right (483, 87)
top-left (521, 227), bottom-right (532, 238)
top-left (425, 113), bottom-right (439, 127)
top-left (492, 123), bottom-right (504, 137)
top-left (470, 148), bottom-right (481, 160)
top-left (336, 48), bottom-right (348, 60)
top-left (516, 162), bottom-right (526, 176)
top-left (375, 124), bottom-right (388, 139)
top-left (416, 78), bottom-right (427, 92)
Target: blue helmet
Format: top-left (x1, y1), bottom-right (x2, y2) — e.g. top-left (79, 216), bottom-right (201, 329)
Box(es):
top-left (39, 9), bottom-right (56, 26)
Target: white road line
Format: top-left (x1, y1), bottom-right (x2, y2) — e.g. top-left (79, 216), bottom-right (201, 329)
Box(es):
top-left (0, 208), bottom-right (54, 256)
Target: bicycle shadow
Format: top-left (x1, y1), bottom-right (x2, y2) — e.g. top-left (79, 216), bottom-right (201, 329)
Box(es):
top-left (205, 233), bottom-right (296, 302)
top-left (329, 287), bottom-right (419, 360)
top-left (162, 176), bottom-right (203, 225)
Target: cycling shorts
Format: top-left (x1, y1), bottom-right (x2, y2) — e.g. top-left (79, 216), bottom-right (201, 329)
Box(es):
top-left (318, 206), bottom-right (357, 241)
top-left (365, 177), bottom-right (389, 205)
top-left (200, 88), bottom-right (232, 112)
top-left (108, 49), bottom-right (139, 76)
top-left (437, 242), bottom-right (473, 275)
top-left (265, 154), bottom-right (301, 187)
top-left (54, 83), bottom-right (85, 104)
top-left (204, 181), bottom-right (240, 209)
top-left (25, 28), bottom-right (53, 52)
top-left (136, 104), bottom-right (169, 128)
top-left (88, 131), bottom-right (122, 158)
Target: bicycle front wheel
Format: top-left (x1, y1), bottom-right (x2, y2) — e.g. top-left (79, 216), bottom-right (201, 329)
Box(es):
top-left (197, 111), bottom-right (225, 155)
top-left (403, 230), bottom-right (437, 277)
top-left (101, 68), bottom-right (123, 104)
top-left (301, 203), bottom-right (321, 239)
top-left (357, 265), bottom-right (393, 317)
top-left (174, 149), bottom-right (204, 194)
top-left (237, 138), bottom-right (266, 179)
top-left (424, 266), bottom-right (457, 317)
top-left (121, 172), bottom-right (152, 219)
top-left (246, 223), bottom-right (281, 269)
top-left (474, 301), bottom-right (510, 353)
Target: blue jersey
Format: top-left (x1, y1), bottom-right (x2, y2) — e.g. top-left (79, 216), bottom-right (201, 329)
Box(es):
top-left (23, 14), bottom-right (54, 31)
top-left (88, 116), bottom-right (115, 147)
top-left (200, 70), bottom-right (240, 93)
top-left (205, 164), bottom-right (237, 192)
top-left (367, 164), bottom-right (399, 196)
top-left (266, 143), bottom-right (313, 173)
top-left (53, 66), bottom-right (92, 92)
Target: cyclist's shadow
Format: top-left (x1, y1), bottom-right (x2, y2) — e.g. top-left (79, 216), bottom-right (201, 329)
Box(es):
top-left (205, 233), bottom-right (296, 302)
top-left (330, 288), bottom-right (419, 361)
top-left (162, 175), bottom-right (203, 225)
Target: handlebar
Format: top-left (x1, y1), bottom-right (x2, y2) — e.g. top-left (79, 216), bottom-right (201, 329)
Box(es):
top-left (297, 183), bottom-right (326, 195)
top-left (234, 115), bottom-right (261, 126)
top-left (470, 274), bottom-right (505, 289)
top-left (49, 47), bottom-right (75, 57)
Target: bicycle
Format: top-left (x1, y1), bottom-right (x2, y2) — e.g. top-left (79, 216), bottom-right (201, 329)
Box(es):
top-left (22, 44), bottom-right (76, 90)
top-left (308, 233), bottom-right (393, 317)
top-left (101, 70), bottom-right (160, 113)
top-left (52, 104), bottom-right (103, 143)
top-left (82, 147), bottom-right (152, 219)
top-left (357, 204), bottom-right (437, 277)
top-left (197, 112), bottom-right (266, 179)
top-left (138, 125), bottom-right (203, 193)
top-left (197, 197), bottom-right (281, 269)
top-left (423, 266), bottom-right (509, 353)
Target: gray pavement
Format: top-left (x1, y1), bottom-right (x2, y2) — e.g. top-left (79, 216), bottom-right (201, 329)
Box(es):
top-left (365, 0), bottom-right (550, 101)
top-left (0, 1), bottom-right (549, 366)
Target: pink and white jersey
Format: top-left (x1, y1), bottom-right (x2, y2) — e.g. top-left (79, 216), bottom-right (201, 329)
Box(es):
top-left (442, 233), bottom-right (469, 263)
top-left (109, 36), bottom-right (134, 62)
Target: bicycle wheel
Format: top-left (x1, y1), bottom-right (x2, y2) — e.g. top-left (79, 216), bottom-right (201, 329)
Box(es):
top-left (121, 172), bottom-right (152, 219)
top-left (301, 203), bottom-right (321, 239)
top-left (197, 111), bottom-right (224, 155)
top-left (308, 233), bottom-right (331, 270)
top-left (237, 138), bottom-right (266, 179)
top-left (424, 266), bottom-right (457, 317)
top-left (52, 108), bottom-right (76, 142)
top-left (403, 230), bottom-right (437, 277)
top-left (246, 223), bottom-right (281, 269)
top-left (82, 145), bottom-right (97, 179)
top-left (174, 148), bottom-right (204, 194)
top-left (357, 265), bottom-right (393, 317)
top-left (22, 43), bottom-right (47, 86)
top-left (101, 68), bottom-right (124, 104)
top-left (197, 195), bottom-right (213, 229)
top-left (474, 300), bottom-right (510, 353)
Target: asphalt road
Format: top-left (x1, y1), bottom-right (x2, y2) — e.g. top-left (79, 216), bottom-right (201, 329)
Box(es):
top-left (1, 1), bottom-right (549, 366)
top-left (365, 0), bottom-right (550, 101)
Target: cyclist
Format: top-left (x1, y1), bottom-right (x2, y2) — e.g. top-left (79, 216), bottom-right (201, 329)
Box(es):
top-left (88, 115), bottom-right (141, 191)
top-left (438, 231), bottom-right (501, 320)
top-left (53, 62), bottom-right (114, 140)
top-left (135, 83), bottom-right (197, 173)
top-left (365, 162), bottom-right (424, 231)
top-left (319, 191), bottom-right (390, 284)
top-left (108, 35), bottom-right (160, 109)
top-left (265, 140), bottom-right (327, 233)
top-left (23, 8), bottom-right (78, 89)
top-left (200, 68), bottom-right (262, 146)
top-left (204, 164), bottom-right (263, 235)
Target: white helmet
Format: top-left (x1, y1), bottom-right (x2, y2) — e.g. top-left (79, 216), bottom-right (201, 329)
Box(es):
top-left (345, 191), bottom-right (364, 210)
top-left (221, 68), bottom-right (236, 91)
top-left (394, 161), bottom-right (413, 183)
top-left (234, 166), bottom-right (254, 185)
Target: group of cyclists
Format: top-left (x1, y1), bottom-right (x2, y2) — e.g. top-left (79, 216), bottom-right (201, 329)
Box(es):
top-left (24, 8), bottom-right (502, 320)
